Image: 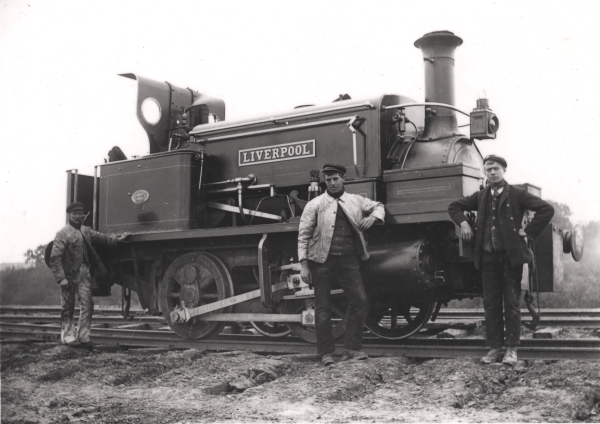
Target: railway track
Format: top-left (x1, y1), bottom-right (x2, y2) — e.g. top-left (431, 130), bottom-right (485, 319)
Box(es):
top-left (1, 319), bottom-right (599, 361)
top-left (1, 307), bottom-right (599, 328)
top-left (4, 306), bottom-right (598, 317)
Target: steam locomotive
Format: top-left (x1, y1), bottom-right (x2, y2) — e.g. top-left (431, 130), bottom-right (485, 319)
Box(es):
top-left (65, 31), bottom-right (583, 342)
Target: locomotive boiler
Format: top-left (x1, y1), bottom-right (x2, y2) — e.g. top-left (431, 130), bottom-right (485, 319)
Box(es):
top-left (65, 31), bottom-right (583, 342)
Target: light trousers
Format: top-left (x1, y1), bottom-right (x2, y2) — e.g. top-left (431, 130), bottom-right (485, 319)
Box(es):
top-left (60, 263), bottom-right (94, 344)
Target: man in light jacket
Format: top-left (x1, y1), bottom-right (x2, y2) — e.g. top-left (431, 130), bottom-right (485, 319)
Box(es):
top-left (298, 163), bottom-right (385, 366)
top-left (50, 202), bottom-right (128, 346)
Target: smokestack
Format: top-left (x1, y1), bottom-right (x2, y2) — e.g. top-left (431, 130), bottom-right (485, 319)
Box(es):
top-left (414, 31), bottom-right (463, 139)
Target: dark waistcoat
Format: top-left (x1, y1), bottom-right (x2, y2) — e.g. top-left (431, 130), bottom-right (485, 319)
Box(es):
top-left (483, 191), bottom-right (505, 253)
top-left (329, 204), bottom-right (358, 256)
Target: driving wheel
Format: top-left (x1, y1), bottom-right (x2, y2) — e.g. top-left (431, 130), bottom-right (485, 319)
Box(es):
top-left (279, 285), bottom-right (347, 344)
top-left (248, 263), bottom-right (292, 338)
top-left (159, 251), bottom-right (233, 339)
top-left (364, 301), bottom-right (436, 340)
top-left (250, 321), bottom-right (292, 338)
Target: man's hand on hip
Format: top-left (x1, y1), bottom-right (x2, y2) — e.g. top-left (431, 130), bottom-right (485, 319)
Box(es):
top-left (300, 261), bottom-right (313, 288)
top-left (359, 216), bottom-right (378, 231)
top-left (59, 278), bottom-right (69, 287)
top-left (460, 221), bottom-right (474, 242)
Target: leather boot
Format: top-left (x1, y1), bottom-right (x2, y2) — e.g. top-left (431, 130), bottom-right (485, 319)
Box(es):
top-left (502, 347), bottom-right (518, 366)
top-left (321, 353), bottom-right (335, 366)
top-left (480, 348), bottom-right (504, 364)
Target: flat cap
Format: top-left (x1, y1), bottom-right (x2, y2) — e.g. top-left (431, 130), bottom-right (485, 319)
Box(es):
top-left (322, 163), bottom-right (346, 174)
top-left (66, 202), bottom-right (85, 213)
top-left (483, 155), bottom-right (507, 168)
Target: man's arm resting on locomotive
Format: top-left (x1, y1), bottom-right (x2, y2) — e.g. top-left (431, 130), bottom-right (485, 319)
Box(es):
top-left (89, 229), bottom-right (130, 245)
top-left (298, 201), bottom-right (318, 287)
top-left (49, 231), bottom-right (68, 286)
top-left (359, 197), bottom-right (385, 231)
top-left (448, 192), bottom-right (479, 242)
top-left (520, 191), bottom-right (555, 240)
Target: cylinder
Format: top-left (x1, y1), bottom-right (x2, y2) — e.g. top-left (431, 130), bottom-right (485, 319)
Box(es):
top-left (364, 239), bottom-right (445, 294)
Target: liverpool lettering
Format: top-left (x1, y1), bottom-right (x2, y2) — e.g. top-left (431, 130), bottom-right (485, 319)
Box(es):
top-left (239, 140), bottom-right (315, 166)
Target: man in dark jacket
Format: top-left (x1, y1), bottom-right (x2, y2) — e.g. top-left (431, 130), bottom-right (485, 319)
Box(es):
top-left (448, 155), bottom-right (554, 366)
top-left (49, 202), bottom-right (128, 345)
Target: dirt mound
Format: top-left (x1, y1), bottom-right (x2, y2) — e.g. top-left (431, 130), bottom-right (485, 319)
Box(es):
top-left (1, 343), bottom-right (599, 423)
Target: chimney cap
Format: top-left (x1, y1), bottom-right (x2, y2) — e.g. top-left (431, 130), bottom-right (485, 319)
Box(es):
top-left (414, 31), bottom-right (463, 49)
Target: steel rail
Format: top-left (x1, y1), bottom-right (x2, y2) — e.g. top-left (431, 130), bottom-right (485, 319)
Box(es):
top-left (1, 322), bottom-right (599, 361)
top-left (435, 308), bottom-right (600, 318)
top-left (3, 306), bottom-right (598, 317)
top-left (3, 313), bottom-right (600, 329)
top-left (0, 311), bottom-right (600, 330)
top-left (2, 322), bottom-right (598, 348)
top-left (1, 322), bottom-right (598, 346)
top-left (424, 316), bottom-right (600, 328)
top-left (0, 306), bottom-right (146, 315)
top-left (0, 314), bottom-right (165, 325)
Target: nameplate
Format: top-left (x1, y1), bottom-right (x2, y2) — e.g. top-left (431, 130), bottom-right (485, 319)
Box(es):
top-left (239, 140), bottom-right (315, 167)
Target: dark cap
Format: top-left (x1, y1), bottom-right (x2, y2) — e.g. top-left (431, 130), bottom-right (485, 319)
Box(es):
top-left (483, 155), bottom-right (507, 168)
top-left (322, 163), bottom-right (346, 174)
top-left (66, 202), bottom-right (85, 213)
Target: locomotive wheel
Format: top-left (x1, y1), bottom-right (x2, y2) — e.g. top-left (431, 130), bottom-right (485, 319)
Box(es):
top-left (248, 264), bottom-right (292, 338)
top-left (158, 252), bottom-right (234, 340)
top-left (364, 301), bottom-right (436, 340)
top-left (250, 321), bottom-right (292, 338)
top-left (278, 294), bottom-right (347, 344)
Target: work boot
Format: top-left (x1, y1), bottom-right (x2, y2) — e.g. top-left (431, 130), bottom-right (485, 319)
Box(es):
top-left (480, 348), bottom-right (504, 364)
top-left (502, 347), bottom-right (518, 367)
top-left (63, 335), bottom-right (77, 346)
top-left (342, 349), bottom-right (369, 361)
top-left (321, 353), bottom-right (335, 366)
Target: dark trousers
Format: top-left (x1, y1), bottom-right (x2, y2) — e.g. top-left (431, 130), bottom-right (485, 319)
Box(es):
top-left (481, 251), bottom-right (523, 348)
top-left (309, 255), bottom-right (367, 355)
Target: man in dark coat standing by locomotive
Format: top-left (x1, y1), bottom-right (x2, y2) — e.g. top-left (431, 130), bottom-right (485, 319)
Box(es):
top-left (298, 163), bottom-right (385, 366)
top-left (49, 202), bottom-right (128, 345)
top-left (448, 155), bottom-right (554, 366)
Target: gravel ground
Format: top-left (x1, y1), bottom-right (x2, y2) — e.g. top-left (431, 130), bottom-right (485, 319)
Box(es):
top-left (1, 339), bottom-right (600, 423)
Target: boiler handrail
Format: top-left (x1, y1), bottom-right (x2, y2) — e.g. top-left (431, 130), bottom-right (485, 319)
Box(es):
top-left (190, 102), bottom-right (374, 136)
top-left (382, 102), bottom-right (470, 117)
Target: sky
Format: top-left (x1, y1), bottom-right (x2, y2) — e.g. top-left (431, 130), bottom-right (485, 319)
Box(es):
top-left (1, 0), bottom-right (599, 263)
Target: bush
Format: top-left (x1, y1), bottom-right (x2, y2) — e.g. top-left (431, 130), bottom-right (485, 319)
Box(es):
top-left (539, 245), bottom-right (600, 308)
top-left (0, 265), bottom-right (130, 307)
top-left (0, 265), bottom-right (59, 305)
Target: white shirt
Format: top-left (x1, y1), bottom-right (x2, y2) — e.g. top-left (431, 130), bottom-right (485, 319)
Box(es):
top-left (491, 186), bottom-right (504, 197)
